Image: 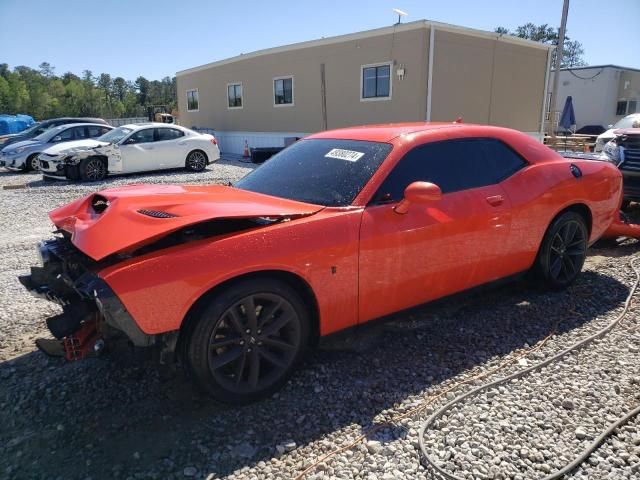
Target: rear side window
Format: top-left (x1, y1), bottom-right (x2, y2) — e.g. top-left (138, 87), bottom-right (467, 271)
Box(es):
top-left (156, 128), bottom-right (184, 141)
top-left (74, 126), bottom-right (88, 139)
top-left (88, 126), bottom-right (109, 137)
top-left (375, 138), bottom-right (526, 202)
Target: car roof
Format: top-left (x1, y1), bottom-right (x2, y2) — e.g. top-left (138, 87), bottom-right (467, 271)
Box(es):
top-left (119, 123), bottom-right (185, 130)
top-left (41, 117), bottom-right (107, 124)
top-left (50, 123), bottom-right (112, 131)
top-left (309, 122), bottom-right (488, 142)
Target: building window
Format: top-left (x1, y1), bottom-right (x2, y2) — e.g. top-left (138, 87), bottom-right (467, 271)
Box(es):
top-left (629, 100), bottom-right (638, 114)
top-left (227, 83), bottom-right (243, 109)
top-left (361, 62), bottom-right (392, 100)
top-left (187, 89), bottom-right (199, 112)
top-left (274, 76), bottom-right (294, 106)
top-left (616, 101), bottom-right (627, 116)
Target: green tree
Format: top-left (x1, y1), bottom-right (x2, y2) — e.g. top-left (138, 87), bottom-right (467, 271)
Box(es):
top-left (39, 62), bottom-right (55, 78)
top-left (1, 63), bottom-right (177, 119)
top-left (494, 23), bottom-right (586, 67)
top-left (135, 76), bottom-right (150, 106)
top-left (112, 76), bottom-right (128, 102)
top-left (0, 76), bottom-right (10, 112)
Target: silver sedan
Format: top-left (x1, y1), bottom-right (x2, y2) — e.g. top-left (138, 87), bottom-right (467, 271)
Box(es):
top-left (0, 123), bottom-right (112, 171)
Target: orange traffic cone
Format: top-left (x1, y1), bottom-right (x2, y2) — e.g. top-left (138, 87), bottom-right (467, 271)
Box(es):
top-left (243, 140), bottom-right (250, 158)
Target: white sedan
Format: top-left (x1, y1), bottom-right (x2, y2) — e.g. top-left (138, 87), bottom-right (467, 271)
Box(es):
top-left (39, 123), bottom-right (220, 181)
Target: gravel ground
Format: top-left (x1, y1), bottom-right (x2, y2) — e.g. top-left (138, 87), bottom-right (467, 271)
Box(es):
top-left (0, 160), bottom-right (638, 480)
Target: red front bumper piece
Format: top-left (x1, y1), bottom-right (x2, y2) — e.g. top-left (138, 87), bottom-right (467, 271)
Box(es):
top-left (62, 317), bottom-right (101, 361)
top-left (602, 211), bottom-right (640, 239)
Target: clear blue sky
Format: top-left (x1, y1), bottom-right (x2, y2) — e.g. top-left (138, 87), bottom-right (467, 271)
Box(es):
top-left (1, 0), bottom-right (638, 81)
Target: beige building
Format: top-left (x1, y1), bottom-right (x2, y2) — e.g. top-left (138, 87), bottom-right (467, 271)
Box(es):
top-left (177, 20), bottom-right (553, 154)
top-left (552, 65), bottom-right (640, 130)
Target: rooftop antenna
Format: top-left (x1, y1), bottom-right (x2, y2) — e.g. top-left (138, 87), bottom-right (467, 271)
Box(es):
top-left (393, 8), bottom-right (408, 24)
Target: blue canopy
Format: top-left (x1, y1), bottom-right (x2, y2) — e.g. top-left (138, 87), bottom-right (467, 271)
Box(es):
top-left (559, 96), bottom-right (576, 131)
top-left (0, 114), bottom-right (35, 135)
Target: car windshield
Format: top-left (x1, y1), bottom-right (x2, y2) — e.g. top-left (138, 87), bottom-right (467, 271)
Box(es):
top-left (33, 126), bottom-right (67, 142)
top-left (20, 122), bottom-right (49, 137)
top-left (234, 138), bottom-right (393, 206)
top-left (98, 126), bottom-right (133, 144)
top-left (613, 115), bottom-right (640, 129)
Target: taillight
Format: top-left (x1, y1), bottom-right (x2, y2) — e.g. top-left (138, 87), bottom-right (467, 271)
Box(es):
top-left (210, 137), bottom-right (217, 145)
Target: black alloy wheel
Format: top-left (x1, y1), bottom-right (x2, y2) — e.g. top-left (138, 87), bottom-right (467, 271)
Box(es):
top-left (185, 279), bottom-right (309, 404)
top-left (80, 157), bottom-right (107, 182)
top-left (186, 150), bottom-right (207, 171)
top-left (533, 211), bottom-right (588, 289)
top-left (548, 219), bottom-right (587, 284)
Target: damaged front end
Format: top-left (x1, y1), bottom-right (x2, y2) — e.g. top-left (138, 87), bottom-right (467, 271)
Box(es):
top-left (20, 184), bottom-right (323, 361)
top-left (19, 235), bottom-right (156, 361)
top-left (41, 142), bottom-right (119, 180)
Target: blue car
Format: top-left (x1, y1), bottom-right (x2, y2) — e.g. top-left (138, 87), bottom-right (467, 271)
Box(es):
top-left (0, 123), bottom-right (113, 171)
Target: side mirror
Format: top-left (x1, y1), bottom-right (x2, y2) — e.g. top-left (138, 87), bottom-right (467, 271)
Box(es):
top-left (394, 181), bottom-right (442, 214)
top-left (52, 136), bottom-right (62, 142)
top-left (124, 138), bottom-right (137, 145)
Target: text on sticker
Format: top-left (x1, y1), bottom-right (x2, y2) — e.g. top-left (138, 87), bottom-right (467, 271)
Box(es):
top-left (325, 148), bottom-right (365, 162)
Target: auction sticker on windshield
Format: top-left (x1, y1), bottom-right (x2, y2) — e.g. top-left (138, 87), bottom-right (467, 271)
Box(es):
top-left (325, 148), bottom-right (365, 162)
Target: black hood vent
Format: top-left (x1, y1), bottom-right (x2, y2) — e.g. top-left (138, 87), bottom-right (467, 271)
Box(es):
top-left (137, 209), bottom-right (178, 219)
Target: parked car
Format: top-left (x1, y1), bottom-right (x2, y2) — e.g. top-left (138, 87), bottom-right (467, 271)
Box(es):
top-left (39, 123), bottom-right (220, 181)
top-left (601, 127), bottom-right (640, 207)
top-left (1, 123), bottom-right (113, 171)
top-left (594, 113), bottom-right (640, 152)
top-left (20, 123), bottom-right (622, 404)
top-left (574, 125), bottom-right (606, 136)
top-left (0, 117), bottom-right (108, 149)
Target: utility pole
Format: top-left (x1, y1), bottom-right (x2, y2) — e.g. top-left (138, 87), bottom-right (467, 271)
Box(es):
top-left (549, 0), bottom-right (570, 138)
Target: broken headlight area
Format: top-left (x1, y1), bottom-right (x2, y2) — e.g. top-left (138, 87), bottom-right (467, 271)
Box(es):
top-left (602, 138), bottom-right (624, 167)
top-left (19, 235), bottom-right (156, 362)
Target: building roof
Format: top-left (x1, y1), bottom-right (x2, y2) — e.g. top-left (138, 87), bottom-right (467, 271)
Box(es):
top-left (177, 19), bottom-right (553, 77)
top-left (559, 64), bottom-right (640, 73)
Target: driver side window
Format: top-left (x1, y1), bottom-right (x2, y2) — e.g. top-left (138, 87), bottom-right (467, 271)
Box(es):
top-left (126, 129), bottom-right (155, 144)
top-left (374, 138), bottom-right (526, 203)
top-left (52, 128), bottom-right (75, 142)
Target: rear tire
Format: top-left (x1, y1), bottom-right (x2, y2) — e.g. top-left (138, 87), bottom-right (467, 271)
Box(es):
top-left (184, 278), bottom-right (310, 404)
top-left (79, 157), bottom-right (107, 182)
top-left (531, 211), bottom-right (588, 289)
top-left (185, 150), bottom-right (207, 172)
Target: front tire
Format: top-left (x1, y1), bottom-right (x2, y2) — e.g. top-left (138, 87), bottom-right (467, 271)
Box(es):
top-left (25, 153), bottom-right (40, 172)
top-left (185, 150), bottom-right (208, 172)
top-left (184, 278), bottom-right (310, 404)
top-left (79, 157), bottom-right (107, 182)
top-left (532, 211), bottom-right (588, 289)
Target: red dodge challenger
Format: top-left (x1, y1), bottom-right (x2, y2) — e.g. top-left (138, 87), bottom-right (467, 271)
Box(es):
top-left (20, 123), bottom-right (622, 403)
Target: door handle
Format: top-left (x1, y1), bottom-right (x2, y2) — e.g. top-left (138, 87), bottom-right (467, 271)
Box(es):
top-left (486, 195), bottom-right (504, 206)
